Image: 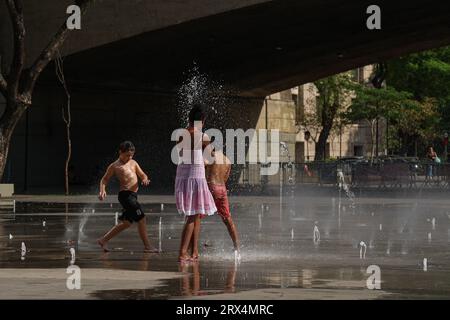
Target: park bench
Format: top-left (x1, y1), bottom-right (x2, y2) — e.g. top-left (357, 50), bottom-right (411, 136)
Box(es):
top-left (0, 184), bottom-right (15, 215)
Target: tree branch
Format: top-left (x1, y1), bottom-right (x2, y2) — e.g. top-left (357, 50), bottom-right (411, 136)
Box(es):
top-left (0, 72), bottom-right (6, 97)
top-left (5, 0), bottom-right (25, 98)
top-left (22, 0), bottom-right (94, 99)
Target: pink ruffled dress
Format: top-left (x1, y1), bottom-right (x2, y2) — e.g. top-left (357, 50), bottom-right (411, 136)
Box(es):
top-left (175, 148), bottom-right (217, 216)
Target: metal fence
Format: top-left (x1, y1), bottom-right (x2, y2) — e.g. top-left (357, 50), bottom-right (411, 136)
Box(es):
top-left (235, 161), bottom-right (450, 190)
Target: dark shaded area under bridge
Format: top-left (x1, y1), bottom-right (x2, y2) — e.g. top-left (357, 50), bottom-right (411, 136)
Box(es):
top-left (35, 0), bottom-right (450, 96)
top-left (1, 0), bottom-right (450, 193)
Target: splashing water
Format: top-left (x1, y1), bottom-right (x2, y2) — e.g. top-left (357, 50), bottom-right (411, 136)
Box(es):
top-left (177, 64), bottom-right (233, 128)
top-left (21, 242), bottom-right (26, 260)
top-left (79, 211), bottom-right (90, 234)
top-left (423, 258), bottom-right (428, 272)
top-left (78, 207), bottom-right (95, 242)
top-left (159, 217), bottom-right (162, 253)
top-left (258, 213), bottom-right (262, 230)
top-left (234, 250), bottom-right (241, 264)
top-left (337, 169), bottom-right (355, 208)
top-left (70, 248), bottom-right (76, 265)
top-left (359, 241), bottom-right (367, 259)
top-left (313, 224), bottom-right (320, 244)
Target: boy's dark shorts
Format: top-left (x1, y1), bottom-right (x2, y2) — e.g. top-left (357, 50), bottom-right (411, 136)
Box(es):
top-left (118, 190), bottom-right (145, 223)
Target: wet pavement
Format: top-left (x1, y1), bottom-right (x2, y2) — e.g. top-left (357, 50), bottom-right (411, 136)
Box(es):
top-left (1, 193), bottom-right (450, 299)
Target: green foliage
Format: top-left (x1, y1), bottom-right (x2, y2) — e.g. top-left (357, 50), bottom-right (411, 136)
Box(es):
top-left (344, 84), bottom-right (412, 124)
top-left (387, 46), bottom-right (450, 132)
top-left (314, 73), bottom-right (354, 126)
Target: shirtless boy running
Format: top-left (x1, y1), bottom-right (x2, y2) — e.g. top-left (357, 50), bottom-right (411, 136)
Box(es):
top-left (97, 141), bottom-right (158, 253)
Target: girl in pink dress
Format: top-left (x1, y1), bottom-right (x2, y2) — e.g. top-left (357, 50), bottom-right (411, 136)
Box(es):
top-left (175, 104), bottom-right (217, 262)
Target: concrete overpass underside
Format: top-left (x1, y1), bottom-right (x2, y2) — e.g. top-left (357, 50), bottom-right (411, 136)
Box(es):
top-left (37, 0), bottom-right (450, 97)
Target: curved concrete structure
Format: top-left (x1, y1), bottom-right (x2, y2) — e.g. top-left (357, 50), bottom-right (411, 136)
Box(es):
top-left (27, 0), bottom-right (450, 96)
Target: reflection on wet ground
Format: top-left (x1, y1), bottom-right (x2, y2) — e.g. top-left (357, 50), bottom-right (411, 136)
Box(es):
top-left (1, 195), bottom-right (450, 299)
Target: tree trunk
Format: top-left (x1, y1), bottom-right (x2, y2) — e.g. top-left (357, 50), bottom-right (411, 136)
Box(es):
top-left (0, 100), bottom-right (27, 180)
top-left (315, 123), bottom-right (332, 161)
top-left (315, 100), bottom-right (338, 161)
top-left (0, 131), bottom-right (12, 182)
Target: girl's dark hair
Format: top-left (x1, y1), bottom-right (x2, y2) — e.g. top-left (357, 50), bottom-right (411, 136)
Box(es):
top-left (188, 104), bottom-right (206, 124)
top-left (119, 141), bottom-right (135, 153)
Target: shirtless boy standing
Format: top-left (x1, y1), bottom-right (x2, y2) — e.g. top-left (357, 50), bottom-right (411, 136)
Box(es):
top-left (205, 149), bottom-right (240, 254)
top-left (97, 141), bottom-right (158, 253)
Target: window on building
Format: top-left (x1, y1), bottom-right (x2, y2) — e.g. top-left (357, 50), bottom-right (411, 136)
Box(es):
top-left (292, 94), bottom-right (298, 107)
top-left (354, 145), bottom-right (364, 156)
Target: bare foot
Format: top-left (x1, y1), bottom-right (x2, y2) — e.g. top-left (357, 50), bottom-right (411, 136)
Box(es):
top-left (190, 253), bottom-right (199, 261)
top-left (97, 239), bottom-right (110, 252)
top-left (144, 247), bottom-right (160, 253)
top-left (178, 254), bottom-right (192, 263)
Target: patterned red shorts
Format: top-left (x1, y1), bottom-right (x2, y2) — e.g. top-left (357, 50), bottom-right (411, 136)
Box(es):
top-left (208, 183), bottom-right (231, 219)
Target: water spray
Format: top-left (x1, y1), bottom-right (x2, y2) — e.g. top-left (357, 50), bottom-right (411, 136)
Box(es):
top-left (313, 223), bottom-right (320, 244)
top-left (70, 248), bottom-right (76, 265)
top-left (159, 217), bottom-right (162, 252)
top-left (21, 242), bottom-right (26, 260)
top-left (359, 241), bottom-right (367, 259)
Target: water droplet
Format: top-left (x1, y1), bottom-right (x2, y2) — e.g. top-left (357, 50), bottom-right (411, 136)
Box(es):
top-left (21, 242), bottom-right (26, 257)
top-left (359, 241), bottom-right (367, 259)
top-left (313, 225), bottom-right (320, 244)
